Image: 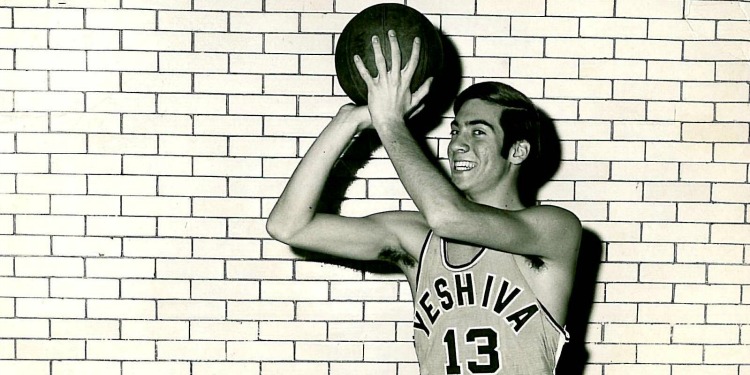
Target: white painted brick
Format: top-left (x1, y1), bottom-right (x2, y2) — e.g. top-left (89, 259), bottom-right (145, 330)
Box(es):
top-left (122, 196), bottom-right (190, 216)
top-left (0, 361), bottom-right (49, 374)
top-left (158, 94), bottom-right (227, 115)
top-left (89, 51), bottom-right (158, 71)
top-left (123, 0), bottom-right (191, 10)
top-left (0, 70), bottom-right (47, 90)
top-left (89, 134), bottom-right (158, 155)
top-left (121, 362), bottom-right (188, 375)
top-left (0, 194), bottom-right (49, 214)
top-left (644, 182), bottom-right (711, 202)
top-left (195, 73), bottom-right (262, 94)
top-left (122, 114), bottom-right (191, 135)
top-left (477, 0), bottom-right (544, 15)
top-left (675, 284), bottom-right (741, 304)
top-left (122, 72), bottom-right (191, 93)
top-left (157, 300), bottom-right (225, 320)
top-left (52, 361), bottom-right (120, 375)
top-left (604, 323), bottom-right (671, 343)
top-left (686, 40), bottom-right (750, 61)
top-left (193, 197), bottom-right (260, 217)
top-left (0, 112), bottom-right (48, 132)
top-left (194, 156), bottom-right (262, 178)
top-left (86, 8), bottom-right (156, 29)
top-left (16, 49), bottom-right (86, 70)
top-left (229, 178), bottom-right (286, 198)
top-left (638, 345), bottom-right (704, 364)
top-left (87, 340), bottom-right (155, 360)
top-left (50, 278), bottom-right (119, 299)
top-left (405, 0), bottom-right (474, 14)
top-left (158, 218), bottom-right (227, 237)
top-left (616, 40), bottom-right (682, 60)
top-left (578, 141), bottom-right (644, 161)
top-left (649, 19), bottom-right (716, 40)
top-left (647, 141), bottom-right (715, 163)
top-left (49, 29), bottom-right (120, 50)
top-left (229, 95), bottom-right (297, 116)
top-left (227, 341), bottom-right (293, 361)
top-left (192, 280), bottom-right (259, 300)
top-left (53, 236), bottom-right (121, 257)
top-left (88, 175), bottom-right (156, 196)
top-left (265, 33), bottom-right (333, 54)
top-left (617, 0), bottom-right (684, 18)
top-left (123, 155), bottom-right (192, 175)
top-left (677, 243), bottom-right (744, 264)
top-left (122, 279), bottom-right (189, 299)
top-left (614, 81), bottom-right (680, 101)
top-left (510, 16), bottom-right (577, 37)
top-left (712, 224), bottom-right (750, 245)
top-left (195, 0), bottom-right (261, 11)
top-left (716, 103), bottom-right (750, 122)
top-left (17, 92), bottom-right (84, 112)
top-left (547, 0), bottom-right (614, 16)
top-left (50, 195), bottom-right (120, 215)
top-left (190, 320), bottom-right (258, 340)
top-left (51, 71), bottom-right (120, 92)
top-left (17, 174), bottom-right (84, 194)
top-left (0, 235), bottom-right (50, 256)
top-left (686, 0), bottom-right (750, 20)
top-left (265, 75), bottom-right (333, 95)
top-left (717, 61), bottom-right (750, 81)
top-left (684, 122), bottom-right (749, 143)
top-left (14, 8), bottom-right (83, 28)
top-left (364, 341), bottom-right (417, 361)
top-left (231, 53), bottom-right (299, 73)
top-left (476, 37), bottom-right (543, 57)
top-left (643, 223), bottom-right (710, 243)
top-left (85, 257), bottom-right (154, 278)
top-left (648, 61), bottom-right (715, 82)
top-left (123, 238), bottom-right (191, 258)
top-left (158, 176), bottom-right (227, 197)
top-left (681, 163), bottom-right (747, 183)
top-left (0, 318), bottom-right (48, 338)
top-left (581, 18), bottom-right (647, 38)
top-left (0, 29), bottom-right (47, 48)
top-left (122, 30), bottom-right (191, 51)
top-left (296, 341), bottom-right (363, 361)
top-left (194, 115), bottom-right (262, 136)
top-left (712, 183), bottom-right (750, 203)
top-left (228, 301), bottom-right (294, 321)
top-left (545, 79), bottom-right (612, 99)
top-left (227, 259), bottom-right (292, 280)
top-left (547, 38), bottom-right (614, 58)
top-left (611, 162), bottom-right (679, 181)
top-left (580, 100), bottom-right (645, 120)
top-left (51, 112), bottom-right (119, 133)
top-left (160, 52), bottom-right (228, 73)
top-left (196, 33), bottom-right (263, 53)
top-left (87, 92), bottom-right (156, 113)
top-left (17, 215), bottom-right (84, 236)
top-left (231, 12), bottom-right (298, 32)
top-left (17, 339), bottom-right (85, 359)
top-left (193, 238), bottom-right (260, 259)
top-left (51, 154), bottom-right (121, 174)
top-left (266, 0), bottom-right (332, 12)
top-left (159, 10), bottom-right (226, 32)
top-left (610, 202), bottom-right (676, 222)
top-left (87, 216), bottom-right (156, 237)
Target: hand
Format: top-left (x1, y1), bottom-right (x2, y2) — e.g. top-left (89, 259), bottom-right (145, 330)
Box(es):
top-left (353, 30), bottom-right (433, 127)
top-left (334, 103), bottom-right (372, 133)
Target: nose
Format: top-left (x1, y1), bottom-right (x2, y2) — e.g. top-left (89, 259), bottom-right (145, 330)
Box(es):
top-left (449, 133), bottom-right (469, 154)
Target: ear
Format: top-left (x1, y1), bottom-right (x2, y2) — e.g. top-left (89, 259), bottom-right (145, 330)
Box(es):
top-left (509, 140), bottom-right (530, 165)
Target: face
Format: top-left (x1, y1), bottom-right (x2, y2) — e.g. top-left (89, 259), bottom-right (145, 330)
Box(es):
top-left (448, 99), bottom-right (512, 196)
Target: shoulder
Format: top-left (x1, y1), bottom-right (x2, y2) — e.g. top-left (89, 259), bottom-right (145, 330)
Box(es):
top-left (523, 205), bottom-right (581, 230)
top-left (519, 205), bottom-right (582, 258)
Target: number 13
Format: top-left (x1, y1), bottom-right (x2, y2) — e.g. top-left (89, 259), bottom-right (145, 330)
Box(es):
top-left (442, 327), bottom-right (501, 374)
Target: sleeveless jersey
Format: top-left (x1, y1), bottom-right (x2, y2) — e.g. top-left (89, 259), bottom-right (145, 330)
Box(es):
top-left (413, 231), bottom-right (568, 375)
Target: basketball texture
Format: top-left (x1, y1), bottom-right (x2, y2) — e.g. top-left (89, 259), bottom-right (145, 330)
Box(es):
top-left (335, 3), bottom-right (444, 105)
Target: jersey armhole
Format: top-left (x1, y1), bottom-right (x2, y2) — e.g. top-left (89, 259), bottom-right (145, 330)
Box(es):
top-left (414, 230), bottom-right (433, 291)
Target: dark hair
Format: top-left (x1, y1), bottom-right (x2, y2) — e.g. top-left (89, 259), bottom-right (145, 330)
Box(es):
top-left (453, 81), bottom-right (541, 163)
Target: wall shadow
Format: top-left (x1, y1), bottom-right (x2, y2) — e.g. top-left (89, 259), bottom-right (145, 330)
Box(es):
top-left (555, 229), bottom-right (603, 375)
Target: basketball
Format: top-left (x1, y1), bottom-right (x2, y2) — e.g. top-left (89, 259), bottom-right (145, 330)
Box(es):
top-left (335, 3), bottom-right (444, 105)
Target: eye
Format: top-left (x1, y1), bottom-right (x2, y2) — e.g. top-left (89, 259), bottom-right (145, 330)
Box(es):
top-left (472, 129), bottom-right (486, 136)
top-left (450, 129), bottom-right (459, 136)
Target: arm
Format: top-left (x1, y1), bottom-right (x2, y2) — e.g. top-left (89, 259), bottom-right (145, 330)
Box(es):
top-left (354, 32), bottom-right (581, 262)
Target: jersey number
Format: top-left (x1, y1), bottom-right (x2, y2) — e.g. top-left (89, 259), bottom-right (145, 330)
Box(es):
top-left (442, 328), bottom-right (501, 374)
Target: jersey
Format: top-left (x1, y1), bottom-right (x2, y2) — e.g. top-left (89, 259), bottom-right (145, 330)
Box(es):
top-left (413, 231), bottom-right (568, 375)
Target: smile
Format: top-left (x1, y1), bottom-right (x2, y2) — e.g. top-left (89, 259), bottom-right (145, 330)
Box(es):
top-left (453, 161), bottom-right (477, 171)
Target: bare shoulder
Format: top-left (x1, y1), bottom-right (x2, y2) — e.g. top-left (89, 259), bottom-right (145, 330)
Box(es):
top-left (369, 210), bottom-right (430, 266)
top-left (520, 205), bottom-right (582, 260)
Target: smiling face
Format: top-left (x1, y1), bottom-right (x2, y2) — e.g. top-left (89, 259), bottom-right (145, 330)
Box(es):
top-left (449, 98), bottom-right (515, 198)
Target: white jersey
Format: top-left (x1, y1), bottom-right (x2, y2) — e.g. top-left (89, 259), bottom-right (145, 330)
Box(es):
top-left (413, 231), bottom-right (568, 375)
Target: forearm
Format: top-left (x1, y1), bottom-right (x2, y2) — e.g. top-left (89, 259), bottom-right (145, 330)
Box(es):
top-left (267, 114), bottom-right (360, 241)
top-left (375, 120), bottom-right (465, 227)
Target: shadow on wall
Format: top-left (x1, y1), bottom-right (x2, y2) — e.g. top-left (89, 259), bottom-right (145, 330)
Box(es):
top-left (289, 30), bottom-right (603, 374)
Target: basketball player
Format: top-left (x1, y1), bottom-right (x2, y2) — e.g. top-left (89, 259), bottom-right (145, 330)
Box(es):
top-left (266, 31), bottom-right (581, 374)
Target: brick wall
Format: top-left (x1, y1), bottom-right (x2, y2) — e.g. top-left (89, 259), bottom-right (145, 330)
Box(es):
top-left (0, 0), bottom-right (748, 374)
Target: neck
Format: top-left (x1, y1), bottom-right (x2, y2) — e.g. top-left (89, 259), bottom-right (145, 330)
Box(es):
top-left (465, 174), bottom-right (525, 211)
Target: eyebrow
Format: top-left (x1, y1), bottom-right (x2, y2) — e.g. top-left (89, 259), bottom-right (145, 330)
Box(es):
top-left (450, 119), bottom-right (497, 131)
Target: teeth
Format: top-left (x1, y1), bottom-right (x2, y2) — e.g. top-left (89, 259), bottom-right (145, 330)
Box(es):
top-left (454, 161), bottom-right (476, 171)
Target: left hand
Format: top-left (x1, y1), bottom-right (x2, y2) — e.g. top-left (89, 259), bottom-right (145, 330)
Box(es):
top-left (353, 30), bottom-right (432, 127)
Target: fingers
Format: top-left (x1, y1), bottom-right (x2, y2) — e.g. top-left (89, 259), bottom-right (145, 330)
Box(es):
top-left (402, 36), bottom-right (421, 79)
top-left (412, 77), bottom-right (433, 104)
top-left (387, 30), bottom-right (401, 72)
top-left (353, 55), bottom-right (375, 86)
top-left (371, 35), bottom-right (388, 77)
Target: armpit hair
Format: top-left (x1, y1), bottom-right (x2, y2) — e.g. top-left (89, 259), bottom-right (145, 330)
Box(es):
top-left (378, 247), bottom-right (417, 268)
top-left (524, 255), bottom-right (546, 270)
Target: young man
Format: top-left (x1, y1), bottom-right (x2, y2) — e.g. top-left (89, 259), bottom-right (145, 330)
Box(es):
top-left (266, 31), bottom-right (581, 374)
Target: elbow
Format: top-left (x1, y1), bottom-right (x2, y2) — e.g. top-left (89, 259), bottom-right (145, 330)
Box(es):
top-left (265, 214), bottom-right (293, 244)
top-left (424, 203), bottom-right (463, 239)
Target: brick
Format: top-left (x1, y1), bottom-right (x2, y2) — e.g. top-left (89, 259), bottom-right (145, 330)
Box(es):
top-left (88, 175), bottom-right (156, 196)
top-left (679, 203), bottom-right (745, 223)
top-left (121, 320), bottom-right (187, 340)
top-left (686, 0), bottom-right (750, 20)
top-left (0, 194), bottom-right (48, 215)
top-left (122, 30), bottom-right (191, 51)
top-left (0, 112), bottom-right (48, 132)
top-left (16, 50), bottom-right (85, 70)
top-left (617, 40), bottom-right (682, 60)
top-left (157, 217), bottom-right (227, 237)
top-left (364, 301), bottom-right (413, 321)
top-left (158, 176), bottom-right (227, 196)
top-left (614, 81), bottom-right (680, 101)
top-left (545, 79), bottom-right (611, 99)
top-left (261, 280), bottom-right (327, 301)
top-left (229, 136), bottom-right (296, 157)
top-left (122, 72), bottom-right (191, 93)
top-left (717, 102), bottom-right (750, 122)
top-left (14, 8), bottom-right (83, 28)
top-left (17, 215), bottom-right (84, 236)
top-left (52, 361), bottom-right (120, 375)
top-left (475, 37), bottom-right (543, 57)
top-left (639, 344), bottom-right (704, 364)
top-left (157, 300), bottom-right (225, 320)
top-left (17, 339), bottom-right (85, 360)
top-left (681, 163), bottom-right (747, 183)
top-left (228, 300), bottom-right (293, 320)
top-left (50, 29), bottom-right (119, 50)
top-left (16, 92), bottom-right (83, 112)
top-left (193, 197), bottom-right (260, 217)
top-left (18, 133), bottom-right (86, 154)
top-left (708, 305), bottom-right (750, 324)
top-left (51, 278), bottom-right (119, 299)
top-left (581, 59), bottom-right (645, 80)
top-left (0, 70), bottom-right (46, 90)
top-left (193, 238), bottom-right (260, 259)
top-left (712, 183), bottom-right (750, 203)
top-left (0, 318), bottom-right (49, 338)
top-left (195, 73), bottom-right (261, 94)
top-left (677, 243), bottom-right (744, 264)
top-left (51, 195), bottom-right (119, 216)
top-left (0, 29), bottom-right (47, 49)
top-left (265, 33), bottom-right (332, 54)
top-left (717, 61), bottom-right (750, 81)
top-left (297, 301), bottom-right (363, 321)
top-left (51, 112), bottom-right (119, 133)
top-left (192, 280), bottom-right (259, 300)
top-left (194, 115), bottom-right (262, 136)
top-left (0, 235), bottom-right (50, 256)
top-left (88, 51), bottom-right (158, 71)
top-left (265, 75), bottom-right (333, 96)
top-left (86, 257), bottom-right (155, 278)
top-left (0, 277), bottom-right (48, 298)
top-left (227, 260), bottom-right (291, 280)
top-left (51, 155), bottom-right (120, 175)
top-left (50, 71), bottom-right (119, 92)
top-left (582, 18), bottom-right (647, 38)
top-left (157, 341), bottom-right (225, 361)
top-left (331, 363), bottom-right (397, 375)
top-left (259, 321), bottom-right (326, 341)
top-left (649, 19), bottom-right (716, 40)
top-left (122, 362), bottom-right (189, 375)
top-left (159, 10), bottom-right (226, 32)
top-left (609, 202), bottom-right (676, 222)
top-left (87, 92), bottom-right (156, 113)
top-left (686, 41), bottom-right (750, 61)
top-left (196, 33), bottom-right (262, 53)
top-left (157, 258), bottom-right (224, 279)
top-left (122, 155), bottom-right (192, 176)
top-left (0, 361), bottom-right (49, 374)
top-left (646, 142), bottom-right (713, 162)
top-left (158, 94), bottom-right (227, 115)
top-left (194, 0), bottom-right (261, 11)
top-left (91, 134), bottom-right (158, 155)
top-left (546, 0), bottom-right (614, 16)
top-left (159, 135), bottom-right (226, 156)
top-left (684, 82), bottom-right (749, 102)
top-left (641, 263), bottom-right (706, 284)
top-left (477, 0), bottom-right (544, 15)
top-left (17, 174), bottom-right (85, 195)
top-left (364, 342), bottom-right (417, 362)
top-left (51, 319), bottom-right (119, 340)
top-left (192, 362), bottom-right (259, 375)
top-left (229, 95), bottom-right (296, 116)
top-left (705, 345), bottom-right (750, 365)
top-left (648, 61), bottom-right (715, 82)
top-left (684, 122), bottom-right (749, 143)
top-left (578, 141), bottom-right (644, 161)
top-left (231, 12), bottom-right (298, 32)
top-left (87, 340), bottom-right (155, 360)
top-left (265, 0), bottom-right (331, 12)
top-left (194, 157), bottom-right (262, 177)
top-left (611, 162), bottom-right (679, 181)
top-left (547, 38), bottom-right (614, 58)
top-left (643, 223), bottom-right (709, 243)
top-left (53, 236), bottom-right (121, 258)
top-left (298, 95), bottom-right (351, 117)
top-left (297, 341), bottom-right (364, 361)
top-left (159, 52), bottom-right (228, 73)
top-left (644, 182), bottom-right (711, 202)
top-left (710, 263), bottom-right (750, 285)
top-left (86, 8), bottom-right (156, 29)
top-left (606, 283), bottom-right (673, 303)
top-left (87, 299), bottom-right (156, 319)
top-left (227, 341), bottom-right (293, 361)
top-left (579, 100), bottom-right (645, 121)
top-left (510, 16), bottom-right (577, 37)
top-left (87, 216), bottom-right (156, 237)
top-left (329, 322), bottom-right (395, 341)
top-left (617, 0), bottom-right (683, 18)
top-left (227, 218), bottom-right (268, 238)
top-left (121, 279), bottom-right (189, 299)
top-left (17, 298), bottom-right (85, 319)
top-left (604, 323), bottom-right (671, 344)
top-left (576, 181), bottom-right (643, 201)
top-left (675, 284), bottom-right (741, 304)
top-left (596, 263), bottom-right (639, 283)
top-left (121, 196), bottom-right (189, 216)
top-left (123, 237), bottom-right (191, 258)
